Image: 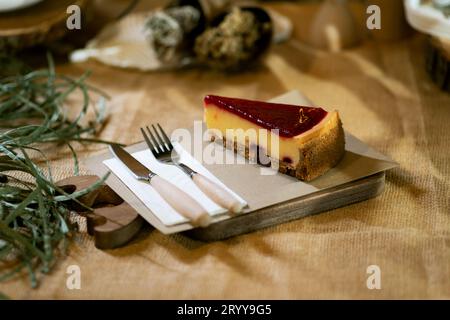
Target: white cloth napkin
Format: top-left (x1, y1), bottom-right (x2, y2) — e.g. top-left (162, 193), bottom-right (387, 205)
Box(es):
top-left (103, 142), bottom-right (247, 226)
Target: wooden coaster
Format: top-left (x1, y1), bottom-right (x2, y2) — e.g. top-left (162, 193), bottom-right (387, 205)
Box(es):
top-left (0, 0), bottom-right (88, 51)
top-left (426, 36), bottom-right (450, 92)
top-left (56, 175), bottom-right (145, 250)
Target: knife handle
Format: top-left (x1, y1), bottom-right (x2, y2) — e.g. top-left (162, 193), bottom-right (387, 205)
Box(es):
top-left (150, 176), bottom-right (211, 227)
top-left (192, 173), bottom-right (244, 214)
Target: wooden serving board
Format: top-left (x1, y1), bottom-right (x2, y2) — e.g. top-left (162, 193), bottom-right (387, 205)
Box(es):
top-left (186, 172), bottom-right (385, 241)
top-left (0, 0), bottom-right (88, 51)
top-left (85, 91), bottom-right (398, 241)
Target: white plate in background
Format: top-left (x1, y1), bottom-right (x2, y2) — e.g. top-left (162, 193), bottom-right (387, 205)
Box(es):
top-left (405, 0), bottom-right (450, 39)
top-left (0, 0), bottom-right (44, 12)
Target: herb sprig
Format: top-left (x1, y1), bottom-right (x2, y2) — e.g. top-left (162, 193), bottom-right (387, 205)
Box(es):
top-left (0, 53), bottom-right (112, 290)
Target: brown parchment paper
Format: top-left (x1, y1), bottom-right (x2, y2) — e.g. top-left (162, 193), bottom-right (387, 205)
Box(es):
top-left (1, 1), bottom-right (449, 299)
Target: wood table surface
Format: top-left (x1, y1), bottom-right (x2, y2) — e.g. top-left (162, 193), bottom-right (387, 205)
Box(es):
top-left (1, 1), bottom-right (449, 299)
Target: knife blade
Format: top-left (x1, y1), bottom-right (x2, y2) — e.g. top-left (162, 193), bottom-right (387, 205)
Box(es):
top-left (109, 144), bottom-right (211, 227)
top-left (110, 144), bottom-right (155, 181)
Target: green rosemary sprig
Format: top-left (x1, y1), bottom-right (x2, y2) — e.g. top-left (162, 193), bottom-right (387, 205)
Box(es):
top-left (0, 52), bottom-right (113, 290)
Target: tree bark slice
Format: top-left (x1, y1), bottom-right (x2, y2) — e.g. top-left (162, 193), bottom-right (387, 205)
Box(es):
top-left (0, 0), bottom-right (88, 51)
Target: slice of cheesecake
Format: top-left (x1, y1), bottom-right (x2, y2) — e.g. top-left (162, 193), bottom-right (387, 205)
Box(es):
top-left (204, 95), bottom-right (345, 181)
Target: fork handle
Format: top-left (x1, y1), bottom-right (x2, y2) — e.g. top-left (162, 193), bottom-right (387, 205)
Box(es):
top-left (192, 173), bottom-right (244, 214)
top-left (150, 176), bottom-right (211, 227)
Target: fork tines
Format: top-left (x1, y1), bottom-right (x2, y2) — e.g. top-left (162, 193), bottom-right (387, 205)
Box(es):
top-left (140, 123), bottom-right (173, 157)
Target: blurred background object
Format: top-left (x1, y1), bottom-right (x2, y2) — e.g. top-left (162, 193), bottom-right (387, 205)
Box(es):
top-left (367, 0), bottom-right (412, 41)
top-left (69, 0), bottom-right (277, 71)
top-left (144, 4), bottom-right (202, 64)
top-left (0, 0), bottom-right (44, 12)
top-left (0, 0), bottom-right (88, 52)
top-left (426, 36), bottom-right (450, 91)
top-left (404, 0), bottom-right (450, 91)
top-left (3, 0), bottom-right (448, 75)
top-left (405, 0), bottom-right (450, 40)
top-left (307, 0), bottom-right (360, 52)
top-left (194, 6), bottom-right (273, 70)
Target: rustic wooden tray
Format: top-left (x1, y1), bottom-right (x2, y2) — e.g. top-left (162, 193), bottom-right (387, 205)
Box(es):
top-left (0, 0), bottom-right (87, 50)
top-left (186, 172), bottom-right (385, 241)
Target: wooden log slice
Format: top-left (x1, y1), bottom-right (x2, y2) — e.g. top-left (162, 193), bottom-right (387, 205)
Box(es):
top-left (0, 0), bottom-right (88, 51)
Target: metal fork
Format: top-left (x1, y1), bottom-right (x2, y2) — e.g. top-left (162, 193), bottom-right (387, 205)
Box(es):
top-left (141, 124), bottom-right (244, 214)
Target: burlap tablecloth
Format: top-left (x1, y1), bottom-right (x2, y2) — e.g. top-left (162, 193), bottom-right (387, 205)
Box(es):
top-left (1, 2), bottom-right (449, 299)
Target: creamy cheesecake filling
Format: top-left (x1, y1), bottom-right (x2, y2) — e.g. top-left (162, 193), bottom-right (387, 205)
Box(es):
top-left (204, 102), bottom-right (339, 166)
